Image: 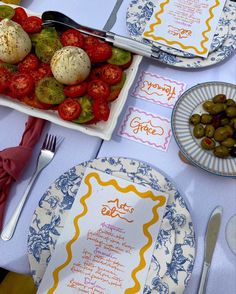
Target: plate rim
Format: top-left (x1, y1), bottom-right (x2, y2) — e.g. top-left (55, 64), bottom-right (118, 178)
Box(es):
top-left (171, 81), bottom-right (236, 178)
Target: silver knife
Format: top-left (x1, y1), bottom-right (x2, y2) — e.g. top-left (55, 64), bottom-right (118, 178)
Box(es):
top-left (103, 0), bottom-right (123, 31)
top-left (198, 206), bottom-right (223, 294)
top-left (42, 11), bottom-right (161, 60)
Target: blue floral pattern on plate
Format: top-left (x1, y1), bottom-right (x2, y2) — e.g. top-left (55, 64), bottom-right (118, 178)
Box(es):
top-left (126, 0), bottom-right (236, 68)
top-left (28, 157), bottom-right (195, 293)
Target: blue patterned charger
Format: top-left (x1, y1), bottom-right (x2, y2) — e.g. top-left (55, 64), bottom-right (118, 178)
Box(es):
top-left (126, 0), bottom-right (236, 68)
top-left (172, 82), bottom-right (236, 177)
top-left (28, 157), bottom-right (195, 294)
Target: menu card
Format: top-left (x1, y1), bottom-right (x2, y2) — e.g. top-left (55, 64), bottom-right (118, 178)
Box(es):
top-left (37, 168), bottom-right (169, 294)
top-left (142, 0), bottom-right (226, 57)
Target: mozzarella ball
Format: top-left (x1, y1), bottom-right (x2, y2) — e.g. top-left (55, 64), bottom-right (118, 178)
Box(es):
top-left (50, 46), bottom-right (91, 85)
top-left (0, 19), bottom-right (32, 64)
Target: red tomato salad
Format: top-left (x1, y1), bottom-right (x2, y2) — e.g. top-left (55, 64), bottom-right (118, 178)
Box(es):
top-left (0, 5), bottom-right (132, 124)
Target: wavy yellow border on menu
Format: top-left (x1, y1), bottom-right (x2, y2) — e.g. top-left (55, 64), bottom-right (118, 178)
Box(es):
top-left (143, 0), bottom-right (220, 55)
top-left (47, 171), bottom-right (167, 294)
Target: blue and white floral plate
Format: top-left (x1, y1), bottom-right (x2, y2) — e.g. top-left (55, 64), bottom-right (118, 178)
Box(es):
top-left (126, 0), bottom-right (236, 68)
top-left (28, 157), bottom-right (195, 294)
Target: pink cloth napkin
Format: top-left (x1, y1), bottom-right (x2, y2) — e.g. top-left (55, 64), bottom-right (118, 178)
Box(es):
top-left (0, 116), bottom-right (45, 230)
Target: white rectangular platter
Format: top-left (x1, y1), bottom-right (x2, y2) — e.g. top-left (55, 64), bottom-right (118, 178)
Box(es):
top-left (0, 3), bottom-right (142, 140)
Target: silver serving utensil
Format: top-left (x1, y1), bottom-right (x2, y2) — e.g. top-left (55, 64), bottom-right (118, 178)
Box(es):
top-left (1, 134), bottom-right (57, 241)
top-left (103, 0), bottom-right (123, 31)
top-left (41, 11), bottom-right (161, 60)
top-left (198, 206), bottom-right (223, 294)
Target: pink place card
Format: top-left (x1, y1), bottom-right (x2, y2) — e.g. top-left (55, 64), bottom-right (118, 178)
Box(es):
top-left (37, 168), bottom-right (168, 294)
top-left (118, 107), bottom-right (172, 151)
top-left (132, 71), bottom-right (186, 108)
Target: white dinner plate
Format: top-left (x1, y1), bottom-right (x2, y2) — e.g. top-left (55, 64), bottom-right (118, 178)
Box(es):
top-left (126, 0), bottom-right (236, 68)
top-left (27, 157), bottom-right (196, 293)
top-left (172, 82), bottom-right (236, 177)
top-left (0, 3), bottom-right (142, 140)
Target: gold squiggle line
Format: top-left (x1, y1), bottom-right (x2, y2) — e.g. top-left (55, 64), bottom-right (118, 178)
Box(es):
top-left (47, 172), bottom-right (167, 293)
top-left (125, 203), bottom-right (164, 293)
top-left (144, 0), bottom-right (220, 55)
top-left (47, 176), bottom-right (92, 294)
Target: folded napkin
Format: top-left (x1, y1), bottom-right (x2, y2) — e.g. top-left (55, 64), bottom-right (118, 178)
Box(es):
top-left (0, 116), bottom-right (45, 230)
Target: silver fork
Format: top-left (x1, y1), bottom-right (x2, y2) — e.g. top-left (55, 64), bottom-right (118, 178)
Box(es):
top-left (1, 134), bottom-right (57, 241)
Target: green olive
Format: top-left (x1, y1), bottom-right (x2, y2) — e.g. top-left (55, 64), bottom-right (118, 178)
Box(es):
top-left (220, 117), bottom-right (230, 126)
top-left (205, 125), bottom-right (215, 138)
top-left (212, 94), bottom-right (226, 103)
top-left (190, 114), bottom-right (201, 125)
top-left (221, 138), bottom-right (236, 148)
top-left (214, 127), bottom-right (229, 142)
top-left (213, 145), bottom-right (230, 158)
top-left (201, 138), bottom-right (216, 150)
top-left (230, 118), bottom-right (236, 130)
top-left (193, 124), bottom-right (205, 139)
top-left (202, 100), bottom-right (215, 112)
top-left (224, 125), bottom-right (234, 137)
top-left (226, 106), bottom-right (236, 118)
top-left (208, 103), bottom-right (226, 114)
top-left (226, 99), bottom-right (236, 107)
top-left (201, 114), bottom-right (213, 124)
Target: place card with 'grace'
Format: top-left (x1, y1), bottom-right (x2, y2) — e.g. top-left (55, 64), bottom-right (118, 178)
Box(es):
top-left (118, 107), bottom-right (172, 152)
top-left (37, 168), bottom-right (169, 294)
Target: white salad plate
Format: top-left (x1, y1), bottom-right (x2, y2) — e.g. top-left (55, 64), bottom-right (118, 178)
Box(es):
top-left (28, 157), bottom-right (195, 294)
top-left (126, 0), bottom-right (236, 68)
top-left (172, 82), bottom-right (236, 177)
top-left (0, 4), bottom-right (142, 140)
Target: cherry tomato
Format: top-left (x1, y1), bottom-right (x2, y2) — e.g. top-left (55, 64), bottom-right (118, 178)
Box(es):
top-left (64, 82), bottom-right (88, 98)
top-left (100, 64), bottom-right (122, 85)
top-left (107, 89), bottom-right (121, 102)
top-left (12, 7), bottom-right (27, 25)
top-left (89, 67), bottom-right (103, 80)
top-left (120, 57), bottom-right (133, 69)
top-left (31, 63), bottom-right (53, 84)
top-left (18, 54), bottom-right (39, 73)
top-left (92, 99), bottom-right (110, 121)
top-left (9, 73), bottom-right (34, 97)
top-left (86, 42), bottom-right (112, 63)
top-left (83, 36), bottom-right (99, 50)
top-left (60, 29), bottom-right (84, 48)
top-left (107, 72), bottom-right (126, 101)
top-left (22, 16), bottom-right (42, 34)
top-left (21, 94), bottom-right (52, 109)
top-left (87, 79), bottom-right (110, 100)
top-left (58, 98), bottom-right (82, 121)
top-left (0, 67), bottom-right (11, 93)
top-left (38, 63), bottom-right (53, 77)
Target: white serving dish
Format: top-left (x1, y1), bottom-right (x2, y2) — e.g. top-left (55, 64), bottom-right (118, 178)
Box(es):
top-left (0, 3), bottom-right (143, 140)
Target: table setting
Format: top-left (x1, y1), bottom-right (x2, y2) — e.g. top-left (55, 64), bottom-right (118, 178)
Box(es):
top-left (0, 0), bottom-right (235, 294)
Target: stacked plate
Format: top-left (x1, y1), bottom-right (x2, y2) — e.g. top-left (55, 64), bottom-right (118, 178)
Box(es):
top-left (27, 157), bottom-right (195, 293)
top-left (126, 0), bottom-right (236, 68)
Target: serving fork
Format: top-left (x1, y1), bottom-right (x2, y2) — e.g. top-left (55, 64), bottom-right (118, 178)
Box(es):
top-left (1, 134), bottom-right (57, 241)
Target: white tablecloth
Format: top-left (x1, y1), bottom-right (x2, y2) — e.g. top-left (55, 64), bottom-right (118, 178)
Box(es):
top-left (98, 53), bottom-right (236, 294)
top-left (0, 1), bottom-right (235, 294)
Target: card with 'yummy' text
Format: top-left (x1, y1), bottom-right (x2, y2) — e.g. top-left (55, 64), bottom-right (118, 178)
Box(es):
top-left (132, 71), bottom-right (186, 108)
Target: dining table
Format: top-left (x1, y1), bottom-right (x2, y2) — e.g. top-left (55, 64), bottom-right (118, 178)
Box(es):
top-left (0, 0), bottom-right (236, 293)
